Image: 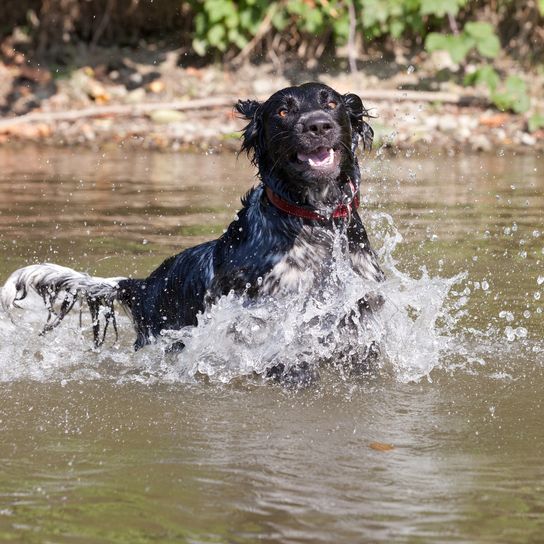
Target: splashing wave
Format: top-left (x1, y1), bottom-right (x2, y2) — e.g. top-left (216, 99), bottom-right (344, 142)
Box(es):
top-left (0, 213), bottom-right (475, 384)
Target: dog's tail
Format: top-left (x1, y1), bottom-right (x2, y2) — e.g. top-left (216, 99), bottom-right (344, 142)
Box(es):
top-left (1, 263), bottom-right (128, 346)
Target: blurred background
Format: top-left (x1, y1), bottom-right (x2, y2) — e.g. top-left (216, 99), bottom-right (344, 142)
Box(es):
top-left (0, 0), bottom-right (543, 152)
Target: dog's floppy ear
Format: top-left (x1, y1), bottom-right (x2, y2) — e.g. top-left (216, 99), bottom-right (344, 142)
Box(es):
top-left (235, 99), bottom-right (263, 166)
top-left (343, 93), bottom-right (374, 152)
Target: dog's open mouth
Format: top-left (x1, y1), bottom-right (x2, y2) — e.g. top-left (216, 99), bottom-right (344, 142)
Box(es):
top-left (296, 147), bottom-right (337, 170)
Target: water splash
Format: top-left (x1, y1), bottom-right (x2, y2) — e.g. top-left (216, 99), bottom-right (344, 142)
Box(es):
top-left (158, 212), bottom-right (464, 384)
top-left (0, 213), bottom-right (473, 385)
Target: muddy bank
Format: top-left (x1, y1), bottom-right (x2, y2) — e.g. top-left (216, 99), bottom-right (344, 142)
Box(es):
top-left (1, 58), bottom-right (543, 155)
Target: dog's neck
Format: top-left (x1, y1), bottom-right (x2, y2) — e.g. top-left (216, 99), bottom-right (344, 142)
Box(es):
top-left (261, 161), bottom-right (361, 216)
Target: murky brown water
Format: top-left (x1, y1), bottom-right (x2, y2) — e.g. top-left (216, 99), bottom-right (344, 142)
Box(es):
top-left (0, 146), bottom-right (543, 543)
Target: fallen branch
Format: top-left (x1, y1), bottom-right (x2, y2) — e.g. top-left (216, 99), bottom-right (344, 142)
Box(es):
top-left (0, 97), bottom-right (238, 130)
top-left (357, 88), bottom-right (486, 105)
top-left (0, 89), bottom-right (487, 130)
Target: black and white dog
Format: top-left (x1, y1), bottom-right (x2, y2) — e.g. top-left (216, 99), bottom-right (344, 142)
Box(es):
top-left (1, 82), bottom-right (384, 380)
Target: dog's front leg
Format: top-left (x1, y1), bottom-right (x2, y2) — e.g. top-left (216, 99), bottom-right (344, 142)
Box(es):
top-left (334, 292), bottom-right (384, 375)
top-left (265, 361), bottom-right (320, 389)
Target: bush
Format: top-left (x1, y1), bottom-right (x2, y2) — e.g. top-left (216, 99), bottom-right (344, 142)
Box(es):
top-left (0, 0), bottom-right (542, 68)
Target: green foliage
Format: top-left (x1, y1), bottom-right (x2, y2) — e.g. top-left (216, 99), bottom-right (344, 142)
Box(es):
top-left (188, 0), bottom-right (486, 57)
top-left (466, 67), bottom-right (531, 113)
top-left (491, 75), bottom-right (531, 114)
top-left (187, 0), bottom-right (534, 120)
top-left (191, 0), bottom-right (270, 55)
top-left (426, 33), bottom-right (472, 63)
top-left (464, 21), bottom-right (501, 57)
top-left (189, 0), bottom-right (512, 74)
top-left (528, 112), bottom-right (544, 133)
top-left (419, 0), bottom-right (465, 17)
top-left (464, 65), bottom-right (500, 91)
top-left (425, 21), bottom-right (500, 64)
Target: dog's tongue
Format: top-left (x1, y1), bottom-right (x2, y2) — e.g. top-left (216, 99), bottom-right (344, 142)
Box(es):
top-left (297, 147), bottom-right (333, 167)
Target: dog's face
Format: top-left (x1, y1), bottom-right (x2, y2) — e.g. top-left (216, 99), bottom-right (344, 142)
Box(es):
top-left (236, 83), bottom-right (373, 188)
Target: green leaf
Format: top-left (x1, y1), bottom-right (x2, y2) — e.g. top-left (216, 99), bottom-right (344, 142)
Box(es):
top-left (389, 19), bottom-right (405, 38)
top-left (420, 0), bottom-right (463, 17)
top-left (464, 65), bottom-right (500, 92)
top-left (192, 38), bottom-right (207, 57)
top-left (528, 112), bottom-right (544, 133)
top-left (491, 76), bottom-right (531, 114)
top-left (228, 28), bottom-right (248, 49)
top-left (464, 21), bottom-right (495, 39)
top-left (271, 10), bottom-right (288, 31)
top-left (332, 13), bottom-right (350, 42)
top-left (425, 32), bottom-right (473, 63)
top-left (425, 32), bottom-right (449, 51)
top-left (462, 23), bottom-right (500, 58)
top-left (475, 34), bottom-right (500, 58)
top-left (538, 0), bottom-right (544, 15)
top-left (506, 75), bottom-right (530, 113)
top-left (491, 91), bottom-right (511, 112)
top-left (207, 0), bottom-right (237, 23)
top-left (449, 35), bottom-right (474, 63)
top-left (301, 8), bottom-right (323, 33)
top-left (361, 0), bottom-right (390, 26)
top-left (207, 24), bottom-right (226, 49)
top-left (194, 12), bottom-right (207, 35)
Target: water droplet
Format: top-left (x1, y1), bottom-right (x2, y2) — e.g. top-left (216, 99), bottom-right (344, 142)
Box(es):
top-left (481, 281), bottom-right (489, 291)
top-left (537, 276), bottom-right (544, 285)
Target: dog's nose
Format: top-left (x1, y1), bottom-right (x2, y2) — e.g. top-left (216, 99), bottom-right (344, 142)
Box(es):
top-left (301, 112), bottom-right (334, 137)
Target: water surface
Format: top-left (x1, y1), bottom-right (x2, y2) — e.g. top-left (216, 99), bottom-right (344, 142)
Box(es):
top-left (0, 147), bottom-right (543, 543)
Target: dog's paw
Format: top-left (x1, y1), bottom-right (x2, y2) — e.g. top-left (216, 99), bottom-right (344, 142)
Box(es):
top-left (265, 361), bottom-right (320, 389)
top-left (341, 341), bottom-right (380, 377)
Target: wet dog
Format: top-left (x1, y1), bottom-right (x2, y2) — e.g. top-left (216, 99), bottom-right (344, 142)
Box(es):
top-left (1, 82), bottom-right (384, 382)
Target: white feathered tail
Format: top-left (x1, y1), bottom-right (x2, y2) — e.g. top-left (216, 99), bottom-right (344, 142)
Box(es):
top-left (1, 263), bottom-right (127, 346)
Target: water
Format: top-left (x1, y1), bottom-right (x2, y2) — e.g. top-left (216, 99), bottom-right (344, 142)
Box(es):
top-left (0, 146), bottom-right (542, 542)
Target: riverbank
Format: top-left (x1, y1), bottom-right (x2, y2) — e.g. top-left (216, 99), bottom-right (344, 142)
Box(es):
top-left (1, 53), bottom-right (543, 155)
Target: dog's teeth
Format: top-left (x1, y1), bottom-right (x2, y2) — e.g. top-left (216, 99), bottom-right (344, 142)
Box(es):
top-left (300, 148), bottom-right (334, 168)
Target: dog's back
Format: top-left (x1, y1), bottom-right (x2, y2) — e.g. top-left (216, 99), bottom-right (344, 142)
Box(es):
top-left (117, 242), bottom-right (216, 348)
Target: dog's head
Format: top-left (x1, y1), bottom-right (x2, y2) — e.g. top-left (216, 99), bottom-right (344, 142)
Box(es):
top-left (236, 82), bottom-right (373, 192)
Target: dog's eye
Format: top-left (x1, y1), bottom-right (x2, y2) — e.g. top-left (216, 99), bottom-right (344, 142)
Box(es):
top-left (278, 108), bottom-right (288, 118)
top-left (327, 100), bottom-right (337, 110)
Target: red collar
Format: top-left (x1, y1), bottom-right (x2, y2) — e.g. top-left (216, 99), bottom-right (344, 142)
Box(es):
top-left (264, 182), bottom-right (360, 222)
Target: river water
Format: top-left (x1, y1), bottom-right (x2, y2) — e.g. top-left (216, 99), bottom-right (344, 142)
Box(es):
top-left (0, 146), bottom-right (542, 543)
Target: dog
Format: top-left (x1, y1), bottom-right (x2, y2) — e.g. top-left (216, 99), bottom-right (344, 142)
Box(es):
top-left (0, 82), bottom-right (384, 383)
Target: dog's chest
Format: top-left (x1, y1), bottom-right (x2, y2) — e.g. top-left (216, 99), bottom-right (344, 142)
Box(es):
top-left (261, 226), bottom-right (380, 295)
top-left (262, 233), bottom-right (327, 295)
